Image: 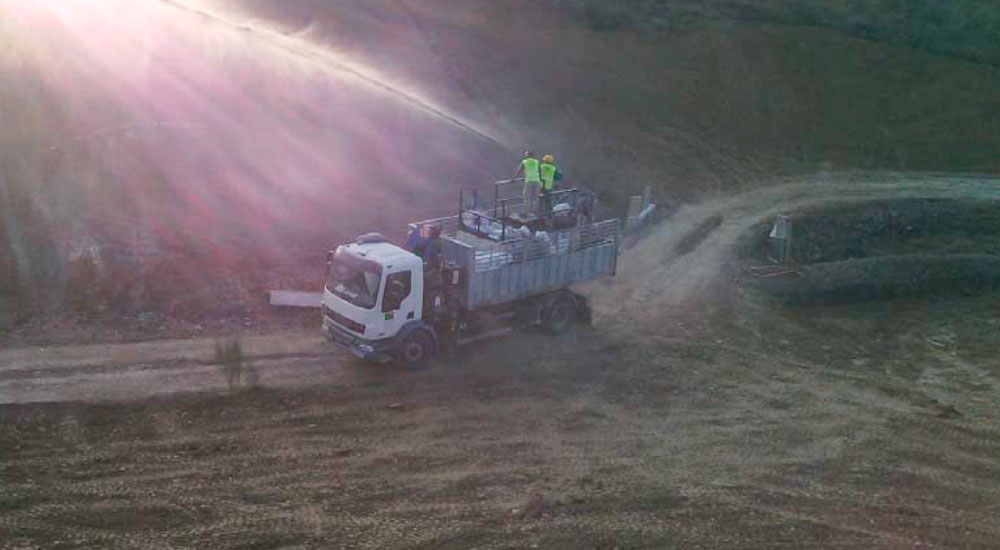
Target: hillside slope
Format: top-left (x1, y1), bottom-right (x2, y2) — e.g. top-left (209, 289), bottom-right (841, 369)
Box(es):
top-left (565, 0), bottom-right (1000, 65)
top-left (0, 1), bottom-right (509, 318)
top-left (227, 0), bottom-right (1000, 202)
top-left (1, 0), bottom-right (998, 321)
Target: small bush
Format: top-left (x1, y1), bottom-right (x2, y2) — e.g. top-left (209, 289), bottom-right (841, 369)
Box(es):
top-left (215, 338), bottom-right (258, 392)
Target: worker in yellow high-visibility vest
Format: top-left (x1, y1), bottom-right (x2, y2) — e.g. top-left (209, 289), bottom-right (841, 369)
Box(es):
top-left (539, 154), bottom-right (558, 216)
top-left (511, 150), bottom-right (542, 217)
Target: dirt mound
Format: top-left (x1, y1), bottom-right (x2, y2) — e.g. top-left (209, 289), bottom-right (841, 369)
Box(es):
top-left (782, 199), bottom-right (1000, 263)
top-left (760, 254), bottom-right (1000, 304)
top-left (740, 197), bottom-right (1000, 303)
top-left (583, 174), bottom-right (1000, 346)
top-left (674, 215), bottom-right (724, 256)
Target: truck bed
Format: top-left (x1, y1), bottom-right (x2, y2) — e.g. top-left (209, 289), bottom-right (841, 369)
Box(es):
top-left (409, 217), bottom-right (619, 308)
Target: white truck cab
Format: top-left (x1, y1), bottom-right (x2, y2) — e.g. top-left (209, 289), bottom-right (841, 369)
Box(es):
top-left (322, 233), bottom-right (429, 364)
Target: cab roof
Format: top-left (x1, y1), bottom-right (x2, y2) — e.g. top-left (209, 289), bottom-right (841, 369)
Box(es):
top-left (340, 241), bottom-right (421, 271)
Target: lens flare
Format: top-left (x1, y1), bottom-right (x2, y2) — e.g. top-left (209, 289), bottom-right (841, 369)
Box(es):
top-left (0, 0), bottom-right (510, 304)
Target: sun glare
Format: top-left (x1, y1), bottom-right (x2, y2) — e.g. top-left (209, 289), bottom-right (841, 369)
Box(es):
top-left (0, 0), bottom-right (507, 273)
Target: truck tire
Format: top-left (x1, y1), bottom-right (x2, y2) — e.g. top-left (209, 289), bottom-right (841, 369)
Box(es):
top-left (542, 294), bottom-right (576, 335)
top-left (396, 329), bottom-right (434, 370)
top-left (577, 296), bottom-right (593, 326)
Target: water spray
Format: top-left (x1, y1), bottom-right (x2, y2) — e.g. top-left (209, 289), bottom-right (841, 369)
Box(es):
top-left (157, 0), bottom-right (513, 153)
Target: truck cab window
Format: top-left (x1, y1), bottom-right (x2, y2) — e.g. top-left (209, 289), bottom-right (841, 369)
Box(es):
top-left (382, 270), bottom-right (412, 312)
top-left (326, 248), bottom-right (383, 310)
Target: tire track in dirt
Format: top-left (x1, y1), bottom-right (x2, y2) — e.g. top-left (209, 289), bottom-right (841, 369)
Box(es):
top-left (0, 332), bottom-right (327, 372)
top-left (0, 332), bottom-right (361, 404)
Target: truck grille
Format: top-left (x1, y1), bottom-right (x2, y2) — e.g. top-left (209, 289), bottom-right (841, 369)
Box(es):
top-left (323, 304), bottom-right (366, 335)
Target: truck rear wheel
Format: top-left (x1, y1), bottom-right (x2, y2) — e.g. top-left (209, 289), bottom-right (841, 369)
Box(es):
top-left (396, 330), bottom-right (434, 369)
top-left (542, 294), bottom-right (576, 335)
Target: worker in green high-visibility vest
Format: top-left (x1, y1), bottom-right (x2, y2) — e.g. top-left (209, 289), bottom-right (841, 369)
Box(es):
top-left (539, 154), bottom-right (558, 216)
top-left (511, 150), bottom-right (541, 217)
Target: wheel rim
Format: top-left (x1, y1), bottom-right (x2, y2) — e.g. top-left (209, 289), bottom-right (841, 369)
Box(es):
top-left (550, 301), bottom-right (573, 332)
top-left (404, 341), bottom-right (424, 362)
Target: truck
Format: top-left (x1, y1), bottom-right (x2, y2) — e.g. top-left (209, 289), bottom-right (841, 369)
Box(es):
top-left (321, 180), bottom-right (620, 368)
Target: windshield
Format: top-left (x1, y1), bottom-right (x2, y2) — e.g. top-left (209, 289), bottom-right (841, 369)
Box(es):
top-left (325, 248), bottom-right (382, 309)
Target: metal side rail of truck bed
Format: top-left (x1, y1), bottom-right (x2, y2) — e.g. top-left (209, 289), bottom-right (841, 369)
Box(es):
top-left (409, 217), bottom-right (620, 308)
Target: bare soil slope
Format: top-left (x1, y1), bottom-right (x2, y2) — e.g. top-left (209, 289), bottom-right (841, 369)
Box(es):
top-left (3, 0), bottom-right (999, 326)
top-left (0, 0), bottom-right (509, 319)
top-left (227, 0), bottom-right (1000, 201)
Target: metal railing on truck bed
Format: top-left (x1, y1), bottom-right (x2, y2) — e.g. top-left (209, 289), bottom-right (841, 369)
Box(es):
top-left (408, 216), bottom-right (617, 263)
top-left (462, 218), bottom-right (619, 307)
top-left (469, 218), bottom-right (618, 271)
top-left (407, 217), bottom-right (619, 308)
top-left (406, 180), bottom-right (596, 242)
top-left (455, 179), bottom-right (595, 242)
top-left (407, 215), bottom-right (460, 238)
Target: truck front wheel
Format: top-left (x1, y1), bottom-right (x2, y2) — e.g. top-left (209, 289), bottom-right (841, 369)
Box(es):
top-left (542, 294), bottom-right (576, 335)
top-left (396, 330), bottom-right (434, 369)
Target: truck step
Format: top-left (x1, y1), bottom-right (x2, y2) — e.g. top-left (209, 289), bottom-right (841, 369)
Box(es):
top-left (457, 326), bottom-right (515, 346)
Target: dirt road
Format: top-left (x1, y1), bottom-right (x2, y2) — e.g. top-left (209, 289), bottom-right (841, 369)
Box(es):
top-left (3, 173), bottom-right (998, 405)
top-left (0, 332), bottom-right (339, 404)
top-left (2, 173), bottom-right (998, 548)
top-left (589, 172), bottom-right (1000, 335)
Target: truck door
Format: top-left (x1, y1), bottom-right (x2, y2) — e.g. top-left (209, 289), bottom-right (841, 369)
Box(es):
top-left (380, 269), bottom-right (419, 338)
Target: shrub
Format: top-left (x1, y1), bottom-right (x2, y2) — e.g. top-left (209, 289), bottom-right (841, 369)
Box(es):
top-left (215, 338), bottom-right (258, 392)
